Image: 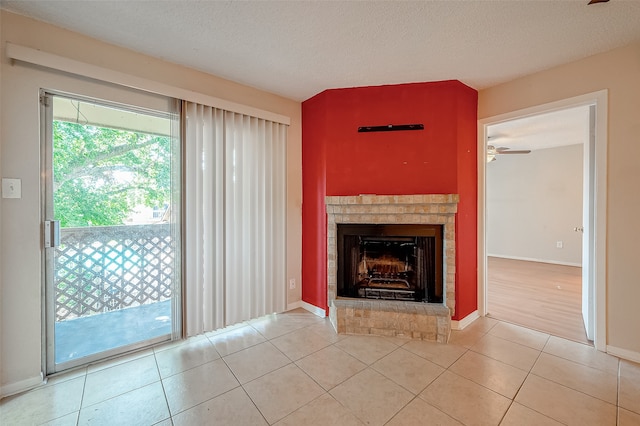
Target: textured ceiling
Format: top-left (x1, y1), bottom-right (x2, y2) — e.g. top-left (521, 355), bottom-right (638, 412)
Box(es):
top-left (2, 1), bottom-right (640, 101)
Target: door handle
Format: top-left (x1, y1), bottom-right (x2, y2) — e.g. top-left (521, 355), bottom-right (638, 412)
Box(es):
top-left (44, 220), bottom-right (60, 248)
top-left (574, 226), bottom-right (584, 233)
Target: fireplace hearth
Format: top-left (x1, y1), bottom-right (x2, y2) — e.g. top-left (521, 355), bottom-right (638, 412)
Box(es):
top-left (326, 194), bottom-right (459, 343)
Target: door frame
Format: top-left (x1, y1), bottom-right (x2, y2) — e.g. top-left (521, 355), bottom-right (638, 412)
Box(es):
top-left (40, 89), bottom-right (181, 374)
top-left (477, 90), bottom-right (607, 351)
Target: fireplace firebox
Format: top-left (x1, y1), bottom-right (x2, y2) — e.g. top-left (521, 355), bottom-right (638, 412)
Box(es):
top-left (337, 224), bottom-right (443, 303)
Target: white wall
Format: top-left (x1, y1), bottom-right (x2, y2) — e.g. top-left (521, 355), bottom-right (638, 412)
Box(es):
top-left (0, 11), bottom-right (302, 396)
top-left (487, 144), bottom-right (583, 266)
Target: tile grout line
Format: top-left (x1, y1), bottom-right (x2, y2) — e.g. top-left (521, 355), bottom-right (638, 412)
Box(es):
top-left (74, 367), bottom-right (89, 425)
top-left (537, 336), bottom-right (621, 407)
top-left (496, 334), bottom-right (550, 426)
top-left (438, 322), bottom-right (547, 424)
top-left (153, 346), bottom-right (174, 424)
top-left (159, 333), bottom-right (269, 422)
top-left (217, 320), bottom-right (328, 388)
top-left (381, 343), bottom-right (458, 426)
top-left (259, 325), bottom-right (403, 424)
top-left (236, 326), bottom-right (328, 425)
top-left (504, 334), bottom-right (599, 426)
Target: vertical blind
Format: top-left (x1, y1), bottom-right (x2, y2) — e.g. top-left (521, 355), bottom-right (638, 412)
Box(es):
top-left (183, 102), bottom-right (287, 336)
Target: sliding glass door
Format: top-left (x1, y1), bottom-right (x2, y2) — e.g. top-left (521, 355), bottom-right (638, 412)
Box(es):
top-left (41, 92), bottom-right (181, 373)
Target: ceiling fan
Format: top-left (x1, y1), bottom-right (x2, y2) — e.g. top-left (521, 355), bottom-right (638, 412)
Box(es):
top-left (487, 145), bottom-right (531, 162)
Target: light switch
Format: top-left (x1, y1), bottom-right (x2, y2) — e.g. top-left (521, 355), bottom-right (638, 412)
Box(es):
top-left (2, 178), bottom-right (22, 199)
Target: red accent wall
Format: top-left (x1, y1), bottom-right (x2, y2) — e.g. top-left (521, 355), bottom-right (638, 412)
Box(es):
top-left (301, 94), bottom-right (328, 309)
top-left (302, 81), bottom-right (478, 320)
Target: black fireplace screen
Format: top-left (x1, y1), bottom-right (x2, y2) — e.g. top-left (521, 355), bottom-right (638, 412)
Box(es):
top-left (337, 224), bottom-right (443, 303)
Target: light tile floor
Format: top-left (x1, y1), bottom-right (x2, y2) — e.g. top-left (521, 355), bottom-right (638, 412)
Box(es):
top-left (1, 309), bottom-right (639, 426)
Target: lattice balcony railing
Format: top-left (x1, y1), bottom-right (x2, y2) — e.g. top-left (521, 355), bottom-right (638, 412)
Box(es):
top-left (54, 224), bottom-right (175, 322)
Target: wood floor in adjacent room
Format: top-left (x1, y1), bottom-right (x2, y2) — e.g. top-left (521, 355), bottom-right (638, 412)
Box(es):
top-left (487, 256), bottom-right (590, 345)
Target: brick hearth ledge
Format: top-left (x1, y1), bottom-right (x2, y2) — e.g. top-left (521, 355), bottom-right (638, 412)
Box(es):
top-left (326, 194), bottom-right (459, 343)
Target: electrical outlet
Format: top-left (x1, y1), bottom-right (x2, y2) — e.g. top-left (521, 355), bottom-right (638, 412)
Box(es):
top-left (556, 241), bottom-right (563, 249)
top-left (289, 279), bottom-right (296, 289)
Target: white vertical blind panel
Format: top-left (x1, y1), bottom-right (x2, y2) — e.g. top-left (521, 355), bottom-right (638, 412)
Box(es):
top-left (184, 103), bottom-right (225, 336)
top-left (224, 112), bottom-right (286, 325)
top-left (272, 122), bottom-right (287, 313)
top-left (202, 106), bottom-right (226, 332)
top-left (184, 102), bottom-right (202, 336)
top-left (257, 120), bottom-right (268, 316)
top-left (224, 113), bottom-right (238, 324)
top-left (170, 102), bottom-right (183, 339)
top-left (185, 102), bottom-right (286, 334)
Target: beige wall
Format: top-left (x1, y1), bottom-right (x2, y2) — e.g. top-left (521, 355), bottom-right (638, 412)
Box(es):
top-left (487, 144), bottom-right (584, 265)
top-left (0, 11), bottom-right (302, 394)
top-left (479, 42), bottom-right (640, 356)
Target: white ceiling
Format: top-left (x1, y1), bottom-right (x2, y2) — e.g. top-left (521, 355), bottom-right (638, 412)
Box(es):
top-left (488, 105), bottom-right (591, 152)
top-left (2, 1), bottom-right (640, 102)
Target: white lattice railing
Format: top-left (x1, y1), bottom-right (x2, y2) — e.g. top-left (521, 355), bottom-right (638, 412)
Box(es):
top-left (54, 224), bottom-right (175, 322)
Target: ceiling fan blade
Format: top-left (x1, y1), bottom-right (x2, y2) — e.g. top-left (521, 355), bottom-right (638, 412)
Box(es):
top-left (487, 134), bottom-right (508, 142)
top-left (495, 146), bottom-right (531, 154)
top-left (588, 0), bottom-right (609, 4)
top-left (498, 150), bottom-right (531, 154)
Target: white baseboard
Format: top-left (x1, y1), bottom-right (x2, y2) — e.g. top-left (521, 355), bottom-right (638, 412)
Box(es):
top-left (606, 345), bottom-right (640, 364)
top-left (451, 310), bottom-right (479, 330)
top-left (1, 374), bottom-right (43, 399)
top-left (287, 300), bottom-right (326, 318)
top-left (488, 254), bottom-right (581, 268)
top-left (301, 301), bottom-right (327, 318)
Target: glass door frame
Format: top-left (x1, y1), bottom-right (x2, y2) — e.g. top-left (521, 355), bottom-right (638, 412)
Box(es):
top-left (40, 89), bottom-right (182, 374)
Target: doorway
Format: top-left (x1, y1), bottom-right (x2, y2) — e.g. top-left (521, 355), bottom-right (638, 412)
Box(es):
top-left (478, 91), bottom-right (608, 351)
top-left (41, 92), bottom-right (182, 373)
top-left (486, 106), bottom-right (588, 343)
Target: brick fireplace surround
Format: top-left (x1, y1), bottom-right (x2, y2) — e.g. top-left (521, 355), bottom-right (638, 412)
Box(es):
top-left (326, 194), bottom-right (459, 343)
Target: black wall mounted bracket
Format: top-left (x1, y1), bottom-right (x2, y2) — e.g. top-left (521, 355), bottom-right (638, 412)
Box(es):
top-left (357, 124), bottom-right (424, 133)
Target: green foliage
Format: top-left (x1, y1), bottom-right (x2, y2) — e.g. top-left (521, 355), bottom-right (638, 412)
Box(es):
top-left (53, 121), bottom-right (172, 227)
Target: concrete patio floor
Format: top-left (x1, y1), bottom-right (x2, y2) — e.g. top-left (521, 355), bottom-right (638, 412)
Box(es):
top-left (55, 300), bottom-right (172, 364)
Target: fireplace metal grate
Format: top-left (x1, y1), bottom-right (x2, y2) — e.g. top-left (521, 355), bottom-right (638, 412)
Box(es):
top-left (361, 288), bottom-right (416, 300)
